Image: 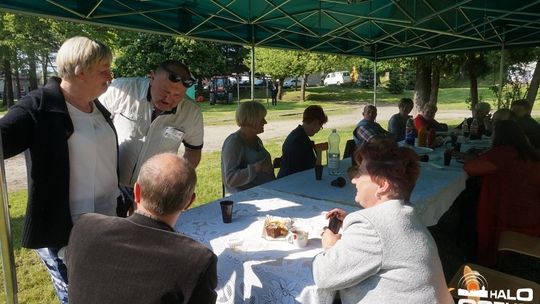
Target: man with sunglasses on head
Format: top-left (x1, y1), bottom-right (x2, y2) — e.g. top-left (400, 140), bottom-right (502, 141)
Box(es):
top-left (100, 60), bottom-right (203, 213)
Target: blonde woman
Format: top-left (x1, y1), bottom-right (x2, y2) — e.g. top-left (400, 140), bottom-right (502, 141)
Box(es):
top-left (221, 101), bottom-right (275, 195)
top-left (0, 36), bottom-right (117, 303)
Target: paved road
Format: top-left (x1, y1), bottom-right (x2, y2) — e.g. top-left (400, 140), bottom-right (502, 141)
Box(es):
top-left (3, 105), bottom-right (472, 192)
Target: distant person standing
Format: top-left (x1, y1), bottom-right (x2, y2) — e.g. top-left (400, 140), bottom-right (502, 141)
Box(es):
top-left (511, 99), bottom-right (540, 148)
top-left (100, 60), bottom-right (203, 209)
top-left (66, 153), bottom-right (218, 304)
top-left (278, 105), bottom-right (328, 178)
top-left (388, 98), bottom-right (414, 142)
top-left (0, 36), bottom-right (118, 303)
top-left (353, 105), bottom-right (392, 146)
top-left (271, 81), bottom-right (278, 106)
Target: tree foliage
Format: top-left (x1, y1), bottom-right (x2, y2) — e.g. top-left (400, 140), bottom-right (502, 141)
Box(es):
top-left (112, 32), bottom-right (226, 79)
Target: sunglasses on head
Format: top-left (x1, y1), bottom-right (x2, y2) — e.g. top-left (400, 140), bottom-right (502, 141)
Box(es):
top-left (161, 66), bottom-right (196, 88)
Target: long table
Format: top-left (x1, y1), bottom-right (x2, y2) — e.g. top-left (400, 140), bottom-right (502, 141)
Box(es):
top-left (176, 148), bottom-right (469, 303)
top-left (260, 154), bottom-right (468, 227)
top-left (176, 187), bottom-right (356, 303)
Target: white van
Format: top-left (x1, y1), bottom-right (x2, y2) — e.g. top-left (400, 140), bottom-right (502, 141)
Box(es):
top-left (323, 71), bottom-right (351, 86)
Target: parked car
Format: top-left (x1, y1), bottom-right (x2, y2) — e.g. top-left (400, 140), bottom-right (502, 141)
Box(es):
top-left (323, 71), bottom-right (351, 86)
top-left (209, 76), bottom-right (234, 105)
top-left (283, 78), bottom-right (299, 89)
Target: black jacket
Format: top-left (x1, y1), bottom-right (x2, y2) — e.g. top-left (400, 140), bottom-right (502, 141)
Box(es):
top-left (0, 77), bottom-right (117, 249)
top-left (66, 213), bottom-right (218, 304)
top-left (277, 125), bottom-right (316, 178)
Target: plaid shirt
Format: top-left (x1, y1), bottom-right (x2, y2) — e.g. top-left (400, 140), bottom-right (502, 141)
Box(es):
top-left (354, 119), bottom-right (391, 146)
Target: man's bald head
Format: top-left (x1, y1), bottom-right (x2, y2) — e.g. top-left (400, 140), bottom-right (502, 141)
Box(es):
top-left (136, 153), bottom-right (197, 215)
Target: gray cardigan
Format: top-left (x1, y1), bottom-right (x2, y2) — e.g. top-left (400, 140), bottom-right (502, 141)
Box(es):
top-left (221, 131), bottom-right (275, 194)
top-left (313, 200), bottom-right (454, 304)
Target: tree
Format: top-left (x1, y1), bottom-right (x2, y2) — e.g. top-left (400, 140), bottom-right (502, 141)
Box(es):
top-left (463, 52), bottom-right (490, 110)
top-left (113, 33), bottom-right (226, 77)
top-left (249, 48), bottom-right (299, 100)
top-left (413, 57), bottom-right (432, 109)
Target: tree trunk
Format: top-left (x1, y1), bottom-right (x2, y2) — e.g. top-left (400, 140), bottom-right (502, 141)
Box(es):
top-left (29, 57), bottom-right (38, 90)
top-left (3, 59), bottom-right (14, 108)
top-left (429, 67), bottom-right (440, 105)
top-left (413, 59), bottom-right (432, 111)
top-left (301, 74), bottom-right (308, 102)
top-left (41, 53), bottom-right (49, 84)
top-left (526, 56), bottom-right (540, 114)
top-left (278, 78), bottom-right (284, 100)
top-left (15, 66), bottom-right (21, 99)
top-left (469, 73), bottom-right (479, 112)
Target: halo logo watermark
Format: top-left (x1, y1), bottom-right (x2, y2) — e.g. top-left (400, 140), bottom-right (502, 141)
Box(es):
top-left (456, 266), bottom-right (535, 304)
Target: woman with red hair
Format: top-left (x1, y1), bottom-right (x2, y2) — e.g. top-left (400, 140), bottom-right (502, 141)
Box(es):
top-left (313, 139), bottom-right (452, 303)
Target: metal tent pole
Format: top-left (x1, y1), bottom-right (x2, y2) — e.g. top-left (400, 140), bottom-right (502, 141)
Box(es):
top-left (373, 59), bottom-right (377, 106)
top-left (373, 44), bottom-right (378, 106)
top-left (250, 46), bottom-right (255, 100)
top-left (498, 44), bottom-right (505, 110)
top-left (0, 134), bottom-right (18, 304)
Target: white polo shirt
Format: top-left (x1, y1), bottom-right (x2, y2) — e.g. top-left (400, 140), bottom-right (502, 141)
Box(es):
top-left (100, 77), bottom-right (204, 186)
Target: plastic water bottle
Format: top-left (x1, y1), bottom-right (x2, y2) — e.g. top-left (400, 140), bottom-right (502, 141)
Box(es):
top-left (405, 118), bottom-right (416, 145)
top-left (462, 118), bottom-right (470, 138)
top-left (328, 129), bottom-right (341, 176)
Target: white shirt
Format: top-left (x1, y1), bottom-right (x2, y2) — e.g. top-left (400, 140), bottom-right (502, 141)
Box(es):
top-left (66, 102), bottom-right (118, 222)
top-left (100, 77), bottom-right (204, 186)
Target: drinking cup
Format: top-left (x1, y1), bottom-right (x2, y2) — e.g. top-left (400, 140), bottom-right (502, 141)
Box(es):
top-left (287, 228), bottom-right (309, 248)
top-left (444, 149), bottom-right (452, 166)
top-left (220, 200), bottom-right (234, 223)
top-left (314, 165), bottom-right (323, 180)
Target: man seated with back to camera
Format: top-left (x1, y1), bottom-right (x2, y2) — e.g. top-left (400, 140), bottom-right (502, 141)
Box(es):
top-left (66, 153), bottom-right (217, 304)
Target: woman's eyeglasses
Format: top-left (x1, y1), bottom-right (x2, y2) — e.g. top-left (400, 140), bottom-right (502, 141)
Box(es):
top-left (161, 66), bottom-right (196, 88)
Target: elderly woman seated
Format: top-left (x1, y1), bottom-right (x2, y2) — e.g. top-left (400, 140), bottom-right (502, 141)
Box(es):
top-left (312, 139), bottom-right (453, 304)
top-left (414, 103), bottom-right (448, 132)
top-left (221, 101), bottom-right (275, 195)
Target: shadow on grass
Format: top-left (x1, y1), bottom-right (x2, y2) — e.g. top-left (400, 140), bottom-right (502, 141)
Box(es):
top-left (9, 215), bottom-right (24, 251)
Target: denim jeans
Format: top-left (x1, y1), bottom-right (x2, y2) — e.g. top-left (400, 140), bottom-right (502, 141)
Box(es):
top-left (36, 247), bottom-right (68, 304)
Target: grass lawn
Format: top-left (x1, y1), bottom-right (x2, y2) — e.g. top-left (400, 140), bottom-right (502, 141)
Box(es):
top-left (0, 84), bottom-right (538, 303)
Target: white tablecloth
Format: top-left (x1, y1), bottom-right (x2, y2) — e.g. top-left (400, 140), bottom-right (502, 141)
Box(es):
top-left (260, 155), bottom-right (467, 227)
top-left (177, 187), bottom-right (356, 304)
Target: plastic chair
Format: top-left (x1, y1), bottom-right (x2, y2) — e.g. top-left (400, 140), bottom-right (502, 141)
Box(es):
top-left (314, 142), bottom-right (328, 165)
top-left (272, 157), bottom-right (282, 169)
top-left (448, 263), bottom-right (540, 302)
top-left (498, 230), bottom-right (540, 261)
top-left (343, 139), bottom-right (356, 159)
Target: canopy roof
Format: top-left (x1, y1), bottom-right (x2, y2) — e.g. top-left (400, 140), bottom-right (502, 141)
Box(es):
top-left (1, 0), bottom-right (540, 59)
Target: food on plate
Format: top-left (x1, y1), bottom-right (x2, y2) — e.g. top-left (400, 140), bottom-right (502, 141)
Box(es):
top-left (265, 220), bottom-right (289, 238)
